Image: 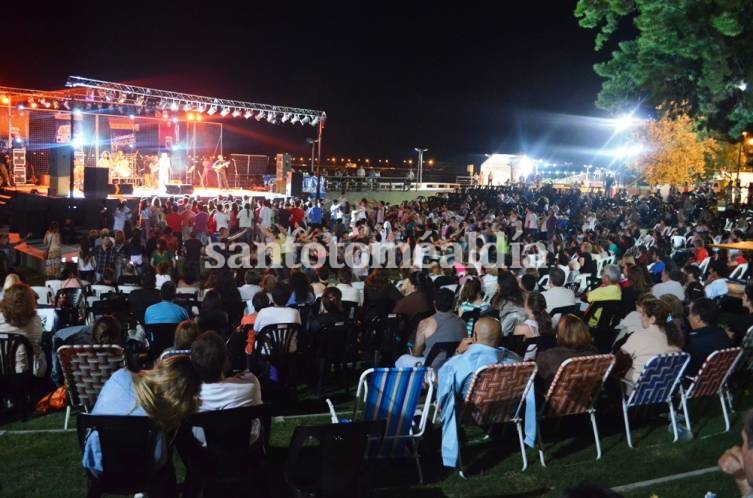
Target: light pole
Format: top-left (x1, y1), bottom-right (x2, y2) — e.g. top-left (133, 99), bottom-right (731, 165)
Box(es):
top-left (307, 138), bottom-right (319, 175)
top-left (414, 147), bottom-right (427, 186)
top-left (737, 131), bottom-right (748, 182)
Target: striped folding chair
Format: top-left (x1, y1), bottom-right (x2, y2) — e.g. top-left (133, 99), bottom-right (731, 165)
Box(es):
top-left (459, 362), bottom-right (537, 471)
top-left (620, 352), bottom-right (690, 447)
top-left (57, 344), bottom-right (125, 430)
top-left (679, 347), bottom-right (743, 435)
top-left (352, 367), bottom-right (434, 483)
top-left (537, 354), bottom-right (614, 466)
top-left (157, 348), bottom-right (191, 362)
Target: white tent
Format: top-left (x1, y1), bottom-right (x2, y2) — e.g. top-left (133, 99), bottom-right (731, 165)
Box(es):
top-left (478, 154), bottom-right (531, 185)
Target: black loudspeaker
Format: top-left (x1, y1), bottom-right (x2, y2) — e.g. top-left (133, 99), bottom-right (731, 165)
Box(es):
top-left (48, 147), bottom-right (73, 197)
top-left (114, 183), bottom-right (134, 195)
top-left (165, 184), bottom-right (194, 195)
top-left (286, 171), bottom-right (303, 197)
top-left (84, 167), bottom-right (110, 199)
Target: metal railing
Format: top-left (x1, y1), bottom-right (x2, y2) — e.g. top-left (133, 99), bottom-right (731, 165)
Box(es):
top-left (322, 175), bottom-right (459, 193)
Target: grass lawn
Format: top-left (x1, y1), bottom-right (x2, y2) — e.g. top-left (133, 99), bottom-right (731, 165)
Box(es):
top-left (0, 381), bottom-right (749, 497)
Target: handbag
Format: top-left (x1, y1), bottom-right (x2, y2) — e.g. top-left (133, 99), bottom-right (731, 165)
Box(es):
top-left (35, 386), bottom-right (66, 414)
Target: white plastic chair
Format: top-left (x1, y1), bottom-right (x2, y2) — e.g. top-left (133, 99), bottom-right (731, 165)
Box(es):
top-left (730, 263), bottom-right (749, 281)
top-left (30, 286), bottom-right (51, 306)
top-left (45, 279), bottom-right (62, 299)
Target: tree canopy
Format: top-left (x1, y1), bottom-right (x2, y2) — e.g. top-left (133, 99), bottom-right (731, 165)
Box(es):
top-left (575, 0), bottom-right (753, 137)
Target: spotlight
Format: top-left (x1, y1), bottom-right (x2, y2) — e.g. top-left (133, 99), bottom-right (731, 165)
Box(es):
top-left (170, 101), bottom-right (179, 112)
top-left (117, 93), bottom-right (127, 104)
top-left (17, 104), bottom-right (24, 110)
top-left (0, 96), bottom-right (9, 105)
top-left (281, 113), bottom-right (291, 123)
top-left (301, 116), bottom-right (311, 125)
top-left (183, 102), bottom-right (192, 112)
top-left (243, 110), bottom-right (253, 119)
top-left (207, 106), bottom-right (217, 116)
top-left (128, 114), bottom-right (135, 120)
top-left (195, 114), bottom-right (203, 121)
top-left (73, 108), bottom-right (82, 116)
top-left (311, 115), bottom-right (320, 126)
top-left (134, 96), bottom-right (145, 106)
top-left (162, 111), bottom-right (169, 119)
top-left (187, 113), bottom-right (195, 121)
top-left (290, 114), bottom-right (300, 124)
top-left (220, 107), bottom-right (230, 117)
top-left (52, 101), bottom-right (59, 109)
top-left (158, 100), bottom-right (168, 110)
top-left (255, 111), bottom-right (265, 121)
top-left (196, 104), bottom-right (205, 113)
top-left (266, 112), bottom-right (276, 123)
top-left (231, 108), bottom-right (241, 117)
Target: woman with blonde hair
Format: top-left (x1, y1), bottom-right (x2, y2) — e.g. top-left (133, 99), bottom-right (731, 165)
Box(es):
top-left (0, 273), bottom-right (20, 300)
top-left (0, 283), bottom-right (44, 375)
top-left (83, 355), bottom-right (200, 479)
top-left (535, 314), bottom-right (597, 390)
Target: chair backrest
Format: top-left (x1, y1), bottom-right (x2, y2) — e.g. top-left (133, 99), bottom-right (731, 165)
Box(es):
top-left (537, 275), bottom-right (550, 291)
top-left (117, 285), bottom-right (141, 295)
top-left (256, 323), bottom-right (300, 356)
top-left (686, 347), bottom-right (743, 399)
top-left (158, 348), bottom-right (191, 362)
top-left (30, 286), bottom-right (51, 306)
top-left (741, 325), bottom-right (753, 371)
top-left (698, 256), bottom-right (711, 277)
top-left (366, 313), bottom-right (408, 352)
top-left (341, 301), bottom-right (359, 323)
top-left (583, 300), bottom-right (623, 331)
top-left (144, 323), bottom-right (178, 360)
top-left (730, 263), bottom-right (749, 281)
top-left (423, 341), bottom-right (460, 370)
top-left (357, 367), bottom-right (433, 458)
top-left (626, 352), bottom-right (690, 407)
top-left (542, 354), bottom-right (614, 417)
top-left (318, 321), bottom-right (350, 361)
top-left (671, 235), bottom-right (686, 249)
top-left (498, 334), bottom-right (525, 356)
top-left (76, 414), bottom-right (159, 489)
top-left (286, 420), bottom-right (386, 497)
top-left (0, 332), bottom-right (33, 376)
top-left (45, 279), bottom-right (63, 297)
top-left (182, 405), bottom-right (269, 480)
top-left (57, 344), bottom-right (125, 409)
top-left (90, 284), bottom-right (117, 298)
top-left (462, 362), bottom-right (537, 426)
top-left (549, 305), bottom-right (580, 318)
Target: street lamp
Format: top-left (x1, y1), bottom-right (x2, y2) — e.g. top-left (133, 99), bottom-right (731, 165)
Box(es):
top-left (414, 147), bottom-right (428, 185)
top-left (737, 131), bottom-right (748, 182)
top-left (306, 138), bottom-right (319, 175)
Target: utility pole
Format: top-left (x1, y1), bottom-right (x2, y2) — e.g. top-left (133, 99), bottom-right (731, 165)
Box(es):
top-left (414, 147), bottom-right (428, 186)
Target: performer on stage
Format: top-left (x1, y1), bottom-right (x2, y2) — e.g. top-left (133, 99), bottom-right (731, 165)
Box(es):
top-left (158, 152), bottom-right (171, 193)
top-left (212, 154), bottom-right (230, 190)
top-left (201, 155), bottom-right (212, 187)
top-left (97, 151), bottom-right (112, 168)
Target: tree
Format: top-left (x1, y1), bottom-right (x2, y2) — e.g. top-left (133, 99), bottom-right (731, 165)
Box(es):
top-left (574, 0), bottom-right (753, 137)
top-left (627, 109), bottom-right (717, 185)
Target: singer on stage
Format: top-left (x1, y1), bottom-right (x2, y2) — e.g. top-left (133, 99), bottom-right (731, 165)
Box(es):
top-left (212, 154), bottom-right (230, 190)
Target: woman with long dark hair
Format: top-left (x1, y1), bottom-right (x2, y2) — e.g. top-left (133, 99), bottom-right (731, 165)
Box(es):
top-left (287, 270), bottom-right (315, 306)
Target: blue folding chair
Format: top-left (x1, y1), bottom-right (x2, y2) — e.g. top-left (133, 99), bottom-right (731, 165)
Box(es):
top-left (620, 352), bottom-right (690, 447)
top-left (351, 367), bottom-right (434, 483)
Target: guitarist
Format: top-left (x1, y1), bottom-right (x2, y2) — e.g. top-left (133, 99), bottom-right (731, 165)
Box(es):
top-left (212, 154), bottom-right (230, 190)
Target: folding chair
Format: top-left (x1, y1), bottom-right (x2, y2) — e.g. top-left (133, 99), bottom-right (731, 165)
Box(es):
top-left (0, 332), bottom-right (33, 420)
top-left (350, 367), bottom-right (434, 483)
top-left (57, 344), bottom-right (125, 430)
top-left (423, 341), bottom-right (460, 370)
top-left (537, 274), bottom-right (550, 291)
top-left (679, 347), bottom-right (743, 435)
top-left (458, 362), bottom-right (537, 472)
top-left (537, 354), bottom-right (614, 465)
top-left (620, 352), bottom-right (690, 447)
top-left (76, 414), bottom-right (171, 498)
top-left (730, 263), bottom-right (749, 282)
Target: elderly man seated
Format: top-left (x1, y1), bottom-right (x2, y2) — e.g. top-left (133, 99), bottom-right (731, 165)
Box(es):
top-left (436, 317), bottom-right (524, 469)
top-left (585, 263), bottom-right (622, 327)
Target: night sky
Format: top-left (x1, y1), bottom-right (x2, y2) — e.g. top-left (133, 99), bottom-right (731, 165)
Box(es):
top-left (4, 3), bottom-right (618, 167)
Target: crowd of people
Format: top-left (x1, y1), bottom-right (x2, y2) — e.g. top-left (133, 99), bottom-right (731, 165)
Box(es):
top-left (3, 181), bottom-right (753, 495)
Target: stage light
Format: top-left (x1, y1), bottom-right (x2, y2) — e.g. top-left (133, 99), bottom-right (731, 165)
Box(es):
top-left (134, 96), bottom-right (145, 106)
top-left (117, 93), bottom-right (127, 104)
top-left (290, 114), bottom-right (300, 124)
top-left (73, 108), bottom-right (82, 115)
top-left (40, 98), bottom-right (51, 108)
top-left (311, 115), bottom-right (320, 126)
top-left (129, 114), bottom-right (135, 120)
top-left (231, 109), bottom-right (241, 117)
top-left (195, 114), bottom-right (202, 121)
top-left (170, 101), bottom-right (179, 112)
top-left (187, 113), bottom-right (195, 121)
top-left (52, 101), bottom-right (59, 109)
top-left (183, 102), bottom-right (192, 112)
top-left (196, 104), bottom-right (205, 113)
top-left (281, 113), bottom-right (291, 123)
top-left (266, 112), bottom-right (276, 123)
top-left (207, 106), bottom-right (217, 115)
top-left (301, 116), bottom-right (311, 125)
top-left (255, 111), bottom-right (264, 121)
top-left (243, 110), bottom-right (253, 119)
top-left (220, 107), bottom-right (230, 117)
top-left (172, 117), bottom-right (178, 123)
top-left (162, 111), bottom-right (169, 119)
top-left (1, 96), bottom-right (10, 105)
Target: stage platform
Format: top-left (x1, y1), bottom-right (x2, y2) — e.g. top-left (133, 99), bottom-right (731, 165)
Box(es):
top-left (0, 184), bottom-right (287, 202)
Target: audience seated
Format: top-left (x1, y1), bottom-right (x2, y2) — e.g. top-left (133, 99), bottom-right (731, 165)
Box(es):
top-left (253, 284), bottom-right (301, 333)
top-left (393, 271), bottom-right (434, 321)
top-left (684, 297), bottom-right (732, 376)
top-left (307, 287), bottom-right (346, 335)
top-left (542, 268), bottom-right (576, 313)
top-left (0, 283), bottom-right (44, 374)
top-left (144, 281), bottom-right (189, 325)
top-left (128, 271), bottom-right (161, 325)
top-left (536, 314), bottom-right (598, 391)
top-left (586, 264), bottom-right (622, 326)
top-left (651, 266), bottom-right (685, 301)
top-left (238, 270), bottom-right (262, 302)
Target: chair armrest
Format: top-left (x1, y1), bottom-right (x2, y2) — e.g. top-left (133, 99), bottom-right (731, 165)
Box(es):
top-left (619, 378), bottom-right (634, 388)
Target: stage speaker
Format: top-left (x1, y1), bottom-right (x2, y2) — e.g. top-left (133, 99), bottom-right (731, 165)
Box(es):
top-left (165, 184), bottom-right (194, 195)
top-left (48, 176), bottom-right (70, 197)
top-left (114, 183), bottom-right (134, 195)
top-left (84, 167), bottom-right (110, 199)
top-left (286, 171), bottom-right (302, 197)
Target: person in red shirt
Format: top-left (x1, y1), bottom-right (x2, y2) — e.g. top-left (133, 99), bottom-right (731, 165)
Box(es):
top-left (165, 205), bottom-right (182, 239)
top-left (693, 239), bottom-right (709, 264)
top-left (289, 201), bottom-right (305, 226)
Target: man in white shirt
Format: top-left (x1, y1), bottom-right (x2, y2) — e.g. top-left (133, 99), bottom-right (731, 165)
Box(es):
top-left (259, 201), bottom-right (273, 229)
top-left (213, 205), bottom-right (230, 232)
top-left (253, 285), bottom-right (302, 332)
top-left (651, 267), bottom-right (685, 301)
top-left (541, 268), bottom-right (577, 313)
top-left (524, 206), bottom-right (538, 238)
top-left (238, 270), bottom-right (263, 302)
top-left (705, 260), bottom-right (729, 300)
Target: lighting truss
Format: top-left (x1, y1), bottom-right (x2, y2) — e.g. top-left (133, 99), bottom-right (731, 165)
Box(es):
top-left (65, 75), bottom-right (326, 125)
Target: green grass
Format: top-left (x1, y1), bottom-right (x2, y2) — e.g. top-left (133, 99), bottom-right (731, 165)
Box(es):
top-left (0, 389), bottom-right (749, 497)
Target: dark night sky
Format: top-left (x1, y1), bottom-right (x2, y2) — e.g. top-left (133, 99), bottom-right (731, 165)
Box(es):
top-left (4, 3), bottom-right (619, 165)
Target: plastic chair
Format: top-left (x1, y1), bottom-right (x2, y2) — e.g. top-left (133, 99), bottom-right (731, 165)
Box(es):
top-left (679, 347), bottom-right (743, 435)
top-left (423, 341), bottom-right (460, 370)
top-left (537, 354), bottom-right (615, 466)
top-left (57, 344), bottom-right (125, 430)
top-left (363, 313), bottom-right (408, 367)
top-left (251, 323), bottom-right (301, 386)
top-left (285, 420), bottom-right (385, 498)
top-left (458, 362), bottom-right (537, 472)
top-left (620, 352), bottom-right (690, 447)
top-left (45, 279), bottom-right (63, 298)
top-left (30, 285), bottom-right (52, 306)
top-left (316, 321), bottom-right (350, 395)
top-left (144, 323), bottom-right (178, 363)
top-left (730, 263), bottom-right (749, 282)
top-left (177, 405), bottom-right (270, 498)
top-left (89, 284), bottom-right (117, 299)
top-left (350, 367), bottom-right (434, 483)
top-left (76, 414), bottom-right (172, 498)
top-left (537, 274), bottom-right (550, 291)
top-left (0, 332), bottom-right (33, 420)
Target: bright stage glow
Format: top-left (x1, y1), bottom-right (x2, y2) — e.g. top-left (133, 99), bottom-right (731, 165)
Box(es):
top-left (220, 107), bottom-right (230, 117)
top-left (612, 144), bottom-right (644, 159)
top-left (231, 109), bottom-right (241, 117)
top-left (291, 114), bottom-right (300, 124)
top-left (243, 110), bottom-right (253, 119)
top-left (517, 155), bottom-right (533, 177)
top-left (169, 101), bottom-right (179, 112)
top-left (71, 136), bottom-right (83, 148)
top-left (183, 103), bottom-right (192, 112)
top-left (1, 96), bottom-right (10, 105)
top-left (255, 111), bottom-right (264, 121)
top-left (207, 106), bottom-right (217, 116)
top-left (613, 113), bottom-right (643, 133)
top-left (72, 108), bottom-right (82, 115)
